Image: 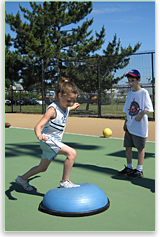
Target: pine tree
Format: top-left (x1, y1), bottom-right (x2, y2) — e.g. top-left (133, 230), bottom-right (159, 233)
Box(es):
top-left (62, 34), bottom-right (141, 110)
top-left (5, 34), bottom-right (23, 87)
top-left (65, 34), bottom-right (141, 92)
top-left (5, 1), bottom-right (105, 89)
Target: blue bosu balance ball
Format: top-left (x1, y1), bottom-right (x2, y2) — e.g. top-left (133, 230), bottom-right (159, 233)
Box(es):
top-left (39, 183), bottom-right (110, 217)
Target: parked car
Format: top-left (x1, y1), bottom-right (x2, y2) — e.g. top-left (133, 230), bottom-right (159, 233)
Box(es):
top-left (30, 98), bottom-right (39, 105)
top-left (5, 99), bottom-right (11, 106)
top-left (91, 96), bottom-right (97, 104)
top-left (16, 98), bottom-right (31, 105)
top-left (16, 99), bottom-right (24, 105)
top-left (22, 98), bottom-right (32, 105)
top-left (37, 99), bottom-right (45, 105)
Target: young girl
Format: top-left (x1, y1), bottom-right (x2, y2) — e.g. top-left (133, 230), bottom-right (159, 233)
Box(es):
top-left (16, 77), bottom-right (80, 191)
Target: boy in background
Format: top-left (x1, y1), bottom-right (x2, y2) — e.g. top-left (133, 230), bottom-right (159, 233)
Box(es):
top-left (118, 69), bottom-right (154, 179)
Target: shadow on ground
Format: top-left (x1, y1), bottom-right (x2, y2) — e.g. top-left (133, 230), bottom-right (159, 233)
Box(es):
top-left (54, 159), bottom-right (155, 193)
top-left (5, 176), bottom-right (44, 200)
top-left (5, 142), bottom-right (155, 196)
top-left (5, 142), bottom-right (102, 158)
top-left (107, 150), bottom-right (155, 160)
top-left (5, 143), bottom-right (41, 158)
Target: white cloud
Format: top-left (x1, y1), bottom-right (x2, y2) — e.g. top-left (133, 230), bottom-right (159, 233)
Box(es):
top-left (102, 8), bottom-right (123, 13)
top-left (92, 5), bottom-right (131, 15)
top-left (92, 9), bottom-right (105, 14)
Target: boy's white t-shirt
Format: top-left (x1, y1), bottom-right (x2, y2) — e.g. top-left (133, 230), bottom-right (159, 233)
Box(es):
top-left (123, 88), bottom-right (154, 138)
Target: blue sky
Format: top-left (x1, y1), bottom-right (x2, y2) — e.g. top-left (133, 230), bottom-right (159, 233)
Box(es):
top-left (5, 1), bottom-right (155, 84)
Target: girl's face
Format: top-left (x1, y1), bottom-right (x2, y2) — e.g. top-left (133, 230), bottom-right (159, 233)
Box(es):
top-left (58, 93), bottom-right (77, 109)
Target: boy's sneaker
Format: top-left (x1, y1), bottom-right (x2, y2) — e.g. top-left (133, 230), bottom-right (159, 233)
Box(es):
top-left (15, 176), bottom-right (33, 191)
top-left (60, 180), bottom-right (80, 188)
top-left (118, 165), bottom-right (133, 176)
top-left (127, 169), bottom-right (144, 179)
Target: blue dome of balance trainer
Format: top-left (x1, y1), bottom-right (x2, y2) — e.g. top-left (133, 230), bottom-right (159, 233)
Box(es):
top-left (39, 183), bottom-right (110, 217)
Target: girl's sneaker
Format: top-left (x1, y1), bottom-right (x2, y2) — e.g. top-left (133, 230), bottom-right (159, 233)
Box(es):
top-left (15, 176), bottom-right (33, 191)
top-left (60, 180), bottom-right (80, 188)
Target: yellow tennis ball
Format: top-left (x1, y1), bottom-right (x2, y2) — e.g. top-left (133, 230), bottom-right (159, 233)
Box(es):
top-left (103, 128), bottom-right (112, 138)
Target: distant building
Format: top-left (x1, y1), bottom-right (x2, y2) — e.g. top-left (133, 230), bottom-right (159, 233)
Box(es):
top-left (105, 89), bottom-right (120, 99)
top-left (115, 83), bottom-right (154, 97)
top-left (15, 83), bottom-right (24, 91)
top-left (10, 83), bottom-right (24, 91)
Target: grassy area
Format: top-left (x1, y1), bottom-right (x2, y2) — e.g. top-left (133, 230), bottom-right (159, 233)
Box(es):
top-left (70, 103), bottom-right (126, 115)
top-left (5, 104), bottom-right (45, 114)
top-left (5, 103), bottom-right (126, 115)
top-left (5, 103), bottom-right (154, 119)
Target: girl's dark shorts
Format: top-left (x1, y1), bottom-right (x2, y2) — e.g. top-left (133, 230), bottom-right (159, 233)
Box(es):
top-left (124, 131), bottom-right (146, 149)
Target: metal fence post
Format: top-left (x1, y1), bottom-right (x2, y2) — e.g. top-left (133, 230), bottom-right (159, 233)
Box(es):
top-left (11, 87), bottom-right (13, 113)
top-left (151, 52), bottom-right (155, 119)
top-left (41, 59), bottom-right (45, 114)
top-left (11, 77), bottom-right (14, 113)
top-left (20, 90), bottom-right (21, 113)
top-left (97, 55), bottom-right (101, 117)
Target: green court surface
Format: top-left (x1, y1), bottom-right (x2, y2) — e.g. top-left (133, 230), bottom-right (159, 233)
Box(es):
top-left (5, 128), bottom-right (155, 232)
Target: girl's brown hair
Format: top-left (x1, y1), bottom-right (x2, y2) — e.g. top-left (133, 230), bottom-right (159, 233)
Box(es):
top-left (55, 77), bottom-right (78, 100)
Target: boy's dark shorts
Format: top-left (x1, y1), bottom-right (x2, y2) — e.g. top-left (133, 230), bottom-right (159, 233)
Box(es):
top-left (124, 131), bottom-right (146, 148)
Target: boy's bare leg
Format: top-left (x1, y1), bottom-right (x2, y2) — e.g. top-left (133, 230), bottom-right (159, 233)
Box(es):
top-left (126, 147), bottom-right (132, 164)
top-left (137, 148), bottom-right (145, 166)
top-left (127, 148), bottom-right (144, 179)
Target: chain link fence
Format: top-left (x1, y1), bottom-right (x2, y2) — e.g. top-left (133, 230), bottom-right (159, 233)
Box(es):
top-left (5, 51), bottom-right (155, 120)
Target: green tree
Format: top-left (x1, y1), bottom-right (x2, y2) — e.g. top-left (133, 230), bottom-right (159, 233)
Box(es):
top-left (5, 1), bottom-right (105, 90)
top-left (5, 34), bottom-right (22, 88)
top-left (100, 34), bottom-right (141, 89)
top-left (66, 34), bottom-right (141, 92)
top-left (62, 34), bottom-right (141, 109)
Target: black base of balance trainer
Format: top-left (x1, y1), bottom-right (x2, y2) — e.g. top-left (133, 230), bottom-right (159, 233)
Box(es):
top-left (39, 183), bottom-right (110, 217)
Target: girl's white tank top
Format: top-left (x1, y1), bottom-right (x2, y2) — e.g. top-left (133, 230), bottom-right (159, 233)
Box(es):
top-left (41, 102), bottom-right (69, 141)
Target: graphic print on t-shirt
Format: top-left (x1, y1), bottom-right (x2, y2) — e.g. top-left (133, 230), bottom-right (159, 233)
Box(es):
top-left (62, 115), bottom-right (67, 124)
top-left (128, 98), bottom-right (142, 119)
